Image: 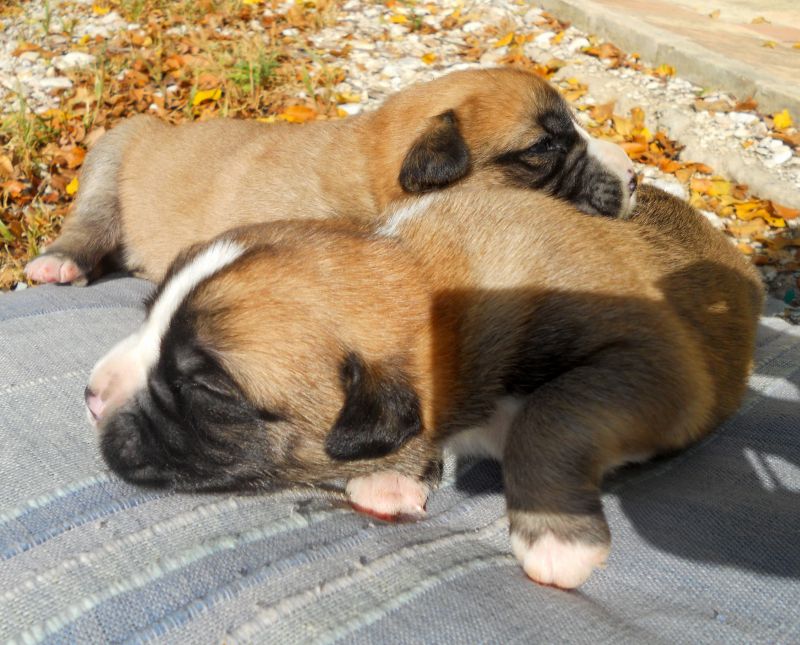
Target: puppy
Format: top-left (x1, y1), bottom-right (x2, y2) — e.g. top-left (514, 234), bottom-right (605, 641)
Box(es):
top-left (86, 185), bottom-right (763, 588)
top-left (26, 67), bottom-right (636, 285)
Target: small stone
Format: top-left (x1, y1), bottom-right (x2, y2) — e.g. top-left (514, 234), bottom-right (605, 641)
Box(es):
top-left (645, 177), bottom-right (688, 200)
top-left (534, 31), bottom-right (555, 47)
top-left (38, 77), bottom-right (73, 90)
top-left (567, 37), bottom-right (589, 53)
top-left (700, 210), bottom-right (725, 230)
top-left (53, 52), bottom-right (96, 71)
top-left (729, 111), bottom-right (758, 124)
top-left (462, 21), bottom-right (482, 33)
top-left (765, 147), bottom-right (793, 167)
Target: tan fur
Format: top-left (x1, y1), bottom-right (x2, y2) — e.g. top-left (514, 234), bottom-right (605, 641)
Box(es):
top-left (91, 185), bottom-right (763, 586)
top-left (29, 67), bottom-right (634, 284)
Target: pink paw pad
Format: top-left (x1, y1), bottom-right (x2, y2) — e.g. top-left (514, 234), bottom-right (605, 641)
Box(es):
top-left (25, 255), bottom-right (84, 284)
top-left (510, 531), bottom-right (609, 589)
top-left (346, 471), bottom-right (429, 522)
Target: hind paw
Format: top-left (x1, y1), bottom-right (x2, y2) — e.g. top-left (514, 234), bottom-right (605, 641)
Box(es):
top-left (25, 254), bottom-right (87, 285)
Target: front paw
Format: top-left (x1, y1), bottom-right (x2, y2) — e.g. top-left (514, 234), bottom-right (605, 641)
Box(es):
top-left (346, 471), bottom-right (429, 521)
top-left (509, 512), bottom-right (610, 589)
top-left (25, 254), bottom-right (87, 285)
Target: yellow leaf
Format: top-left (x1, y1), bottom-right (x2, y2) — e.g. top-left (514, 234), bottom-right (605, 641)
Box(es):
top-left (654, 63), bottom-right (675, 77)
top-left (552, 31), bottom-right (565, 45)
top-left (751, 16), bottom-right (770, 24)
top-left (390, 14), bottom-right (408, 24)
top-left (257, 116), bottom-right (277, 123)
top-left (762, 40), bottom-right (777, 48)
top-left (336, 91), bottom-right (361, 104)
top-left (773, 109), bottom-right (793, 130)
top-left (192, 88), bottom-right (221, 106)
top-left (494, 32), bottom-right (514, 48)
top-left (277, 105), bottom-right (317, 123)
top-left (794, 42), bottom-right (800, 50)
top-left (421, 52), bottom-right (437, 65)
top-left (79, 34), bottom-right (90, 45)
top-left (709, 9), bottom-right (720, 19)
top-left (66, 177), bottom-right (79, 196)
top-left (243, 0), bottom-right (263, 4)
top-left (92, 4), bottom-right (110, 15)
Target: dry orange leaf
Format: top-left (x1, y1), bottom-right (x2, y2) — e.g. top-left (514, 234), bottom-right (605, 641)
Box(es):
top-left (709, 9), bottom-right (720, 19)
top-left (92, 4), bottom-right (110, 15)
top-left (590, 101), bottom-right (615, 123)
top-left (1, 180), bottom-right (26, 198)
top-left (390, 14), bottom-right (408, 24)
top-left (751, 16), bottom-right (770, 24)
top-left (726, 218), bottom-right (767, 238)
top-left (278, 105), bottom-right (317, 123)
top-left (0, 154), bottom-right (13, 178)
top-left (654, 63), bottom-right (676, 77)
top-left (772, 202), bottom-right (800, 220)
top-left (421, 52), bottom-right (437, 64)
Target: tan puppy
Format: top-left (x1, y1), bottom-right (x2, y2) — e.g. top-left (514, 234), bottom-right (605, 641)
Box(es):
top-left (26, 67), bottom-right (636, 285)
top-left (85, 185), bottom-right (763, 588)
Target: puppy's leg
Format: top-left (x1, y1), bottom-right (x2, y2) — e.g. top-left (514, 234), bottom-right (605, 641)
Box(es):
top-left (504, 344), bottom-right (709, 589)
top-left (347, 457), bottom-right (443, 521)
top-left (25, 117), bottom-right (149, 285)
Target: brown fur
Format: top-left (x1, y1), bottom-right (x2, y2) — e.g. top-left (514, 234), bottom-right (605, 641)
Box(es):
top-left (93, 185), bottom-right (763, 584)
top-left (29, 67), bottom-right (633, 284)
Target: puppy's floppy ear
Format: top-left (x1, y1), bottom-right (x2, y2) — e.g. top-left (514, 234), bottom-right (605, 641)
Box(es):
top-left (325, 353), bottom-right (422, 461)
top-left (399, 110), bottom-right (471, 193)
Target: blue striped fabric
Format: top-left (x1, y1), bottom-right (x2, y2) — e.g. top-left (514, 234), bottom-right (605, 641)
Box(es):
top-left (1, 279), bottom-right (799, 644)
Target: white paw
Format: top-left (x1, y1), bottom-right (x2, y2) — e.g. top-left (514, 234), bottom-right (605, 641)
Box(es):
top-left (510, 531), bottom-right (609, 589)
top-left (346, 471), bottom-right (429, 521)
top-left (25, 254), bottom-right (85, 284)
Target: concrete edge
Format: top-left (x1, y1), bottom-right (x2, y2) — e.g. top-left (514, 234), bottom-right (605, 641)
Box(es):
top-left (537, 0), bottom-right (800, 121)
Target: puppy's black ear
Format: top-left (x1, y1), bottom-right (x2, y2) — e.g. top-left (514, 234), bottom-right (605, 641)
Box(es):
top-left (325, 353), bottom-right (422, 461)
top-left (399, 110), bottom-right (471, 192)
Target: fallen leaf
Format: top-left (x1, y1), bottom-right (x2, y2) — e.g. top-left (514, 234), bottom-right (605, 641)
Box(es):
top-left (66, 177), bottom-right (79, 196)
top-left (653, 63), bottom-right (675, 77)
top-left (772, 202), bottom-right (800, 220)
top-left (494, 32), bottom-right (514, 48)
top-left (421, 52), bottom-right (437, 64)
top-left (192, 88), bottom-right (221, 106)
top-left (92, 4), bottom-right (110, 15)
top-left (726, 218), bottom-right (767, 238)
top-left (12, 42), bottom-right (41, 56)
top-left (0, 154), bottom-right (13, 178)
top-left (590, 101), bottom-right (615, 123)
top-left (709, 9), bottom-right (720, 19)
top-left (277, 105), bottom-right (317, 123)
top-left (390, 14), bottom-right (408, 24)
top-left (734, 97), bottom-right (758, 111)
top-left (2, 180), bottom-right (26, 198)
top-left (751, 16), bottom-right (770, 24)
top-left (773, 109), bottom-right (794, 130)
top-left (762, 40), bottom-right (777, 48)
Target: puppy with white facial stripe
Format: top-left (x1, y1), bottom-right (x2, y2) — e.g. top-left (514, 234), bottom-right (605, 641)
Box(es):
top-left (87, 185), bottom-right (763, 588)
top-left (26, 67), bottom-right (636, 286)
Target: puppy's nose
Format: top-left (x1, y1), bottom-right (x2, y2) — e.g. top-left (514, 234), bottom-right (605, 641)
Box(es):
top-left (85, 386), bottom-right (105, 422)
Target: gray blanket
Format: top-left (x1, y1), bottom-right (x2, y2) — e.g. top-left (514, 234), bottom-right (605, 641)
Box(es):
top-left (1, 278), bottom-right (798, 644)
